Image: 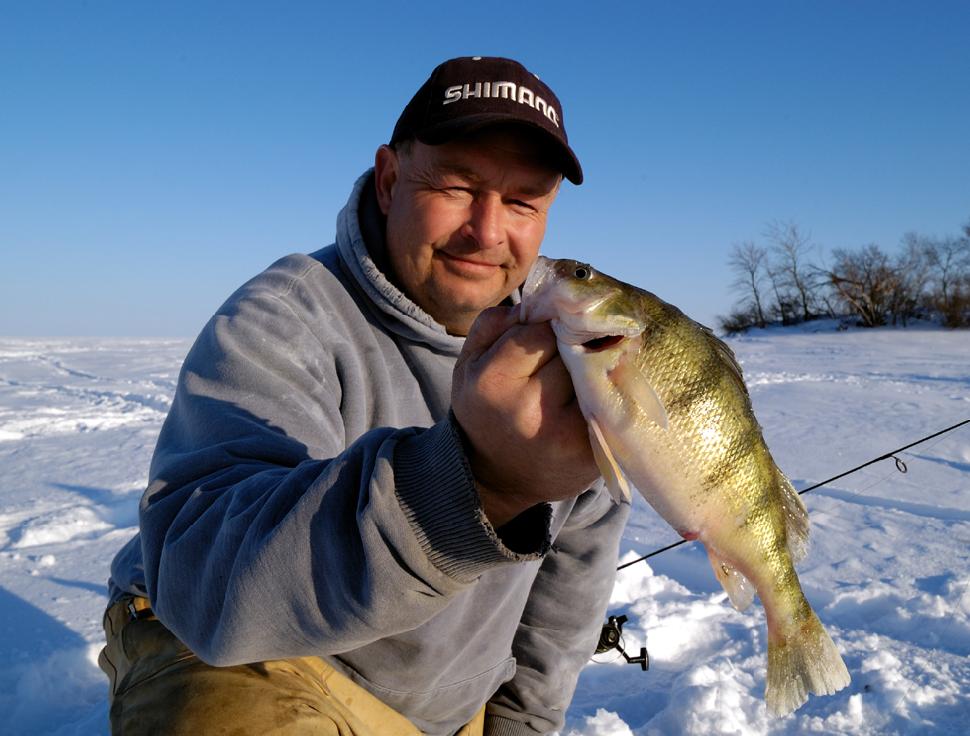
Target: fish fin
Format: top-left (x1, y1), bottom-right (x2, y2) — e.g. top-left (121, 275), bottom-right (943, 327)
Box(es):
top-left (607, 360), bottom-right (669, 430)
top-left (766, 608), bottom-right (850, 716)
top-left (778, 470), bottom-right (810, 564)
top-left (706, 547), bottom-right (756, 611)
top-left (698, 323), bottom-right (748, 399)
top-left (588, 416), bottom-right (631, 504)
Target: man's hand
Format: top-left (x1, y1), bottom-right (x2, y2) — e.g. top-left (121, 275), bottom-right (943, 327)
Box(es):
top-left (452, 306), bottom-right (600, 528)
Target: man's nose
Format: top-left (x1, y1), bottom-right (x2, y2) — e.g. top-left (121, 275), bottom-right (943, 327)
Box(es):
top-left (461, 195), bottom-right (505, 249)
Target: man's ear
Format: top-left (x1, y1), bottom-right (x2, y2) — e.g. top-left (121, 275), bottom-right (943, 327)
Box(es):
top-left (374, 145), bottom-right (400, 216)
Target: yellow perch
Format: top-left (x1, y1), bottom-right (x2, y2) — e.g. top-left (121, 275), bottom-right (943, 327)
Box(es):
top-left (520, 256), bottom-right (850, 716)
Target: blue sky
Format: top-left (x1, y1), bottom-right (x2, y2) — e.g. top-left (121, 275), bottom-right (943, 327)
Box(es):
top-left (2, 1), bottom-right (968, 336)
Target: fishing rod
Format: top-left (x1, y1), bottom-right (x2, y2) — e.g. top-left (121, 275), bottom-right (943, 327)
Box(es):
top-left (615, 418), bottom-right (970, 572)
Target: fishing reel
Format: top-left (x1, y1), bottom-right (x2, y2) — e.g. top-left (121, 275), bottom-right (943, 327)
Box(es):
top-left (595, 614), bottom-right (648, 671)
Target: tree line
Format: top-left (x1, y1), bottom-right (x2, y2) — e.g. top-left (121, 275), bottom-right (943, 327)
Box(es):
top-left (720, 218), bottom-right (970, 333)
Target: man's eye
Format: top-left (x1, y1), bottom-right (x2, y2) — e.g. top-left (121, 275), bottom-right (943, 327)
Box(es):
top-left (509, 199), bottom-right (536, 211)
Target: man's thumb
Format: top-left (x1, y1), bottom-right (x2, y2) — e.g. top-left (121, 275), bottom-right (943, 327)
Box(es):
top-left (460, 306), bottom-right (519, 361)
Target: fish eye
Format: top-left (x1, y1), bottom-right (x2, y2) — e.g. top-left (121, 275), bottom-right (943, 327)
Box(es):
top-left (573, 265), bottom-right (592, 280)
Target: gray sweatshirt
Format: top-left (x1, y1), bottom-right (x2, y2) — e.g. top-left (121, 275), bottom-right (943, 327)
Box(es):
top-left (108, 170), bottom-right (630, 736)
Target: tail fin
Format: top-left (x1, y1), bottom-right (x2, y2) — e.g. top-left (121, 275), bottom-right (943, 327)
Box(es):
top-left (766, 610), bottom-right (850, 716)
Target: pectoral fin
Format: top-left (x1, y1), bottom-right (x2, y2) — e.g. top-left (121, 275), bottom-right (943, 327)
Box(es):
top-left (588, 416), bottom-right (631, 504)
top-left (607, 360), bottom-right (668, 430)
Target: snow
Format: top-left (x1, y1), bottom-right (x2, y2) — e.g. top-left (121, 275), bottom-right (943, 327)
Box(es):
top-left (0, 327), bottom-right (968, 735)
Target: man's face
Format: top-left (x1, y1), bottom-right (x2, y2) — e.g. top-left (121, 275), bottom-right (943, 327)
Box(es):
top-left (374, 128), bottom-right (561, 335)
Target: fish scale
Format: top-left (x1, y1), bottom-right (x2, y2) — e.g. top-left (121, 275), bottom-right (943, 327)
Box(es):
top-left (520, 255), bottom-right (851, 716)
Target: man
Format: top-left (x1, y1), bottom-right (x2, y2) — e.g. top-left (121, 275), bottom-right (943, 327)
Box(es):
top-left (101, 56), bottom-right (630, 735)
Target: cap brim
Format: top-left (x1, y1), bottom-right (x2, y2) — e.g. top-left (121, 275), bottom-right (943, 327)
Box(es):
top-left (415, 113), bottom-right (583, 185)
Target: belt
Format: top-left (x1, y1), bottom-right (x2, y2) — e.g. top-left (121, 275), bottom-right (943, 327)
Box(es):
top-left (124, 595), bottom-right (156, 622)
top-left (102, 595), bottom-right (157, 643)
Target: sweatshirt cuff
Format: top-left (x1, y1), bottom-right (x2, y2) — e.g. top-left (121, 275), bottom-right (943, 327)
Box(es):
top-left (484, 715), bottom-right (540, 736)
top-left (393, 418), bottom-right (551, 583)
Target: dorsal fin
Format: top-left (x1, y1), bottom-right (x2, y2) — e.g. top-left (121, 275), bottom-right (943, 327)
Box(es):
top-left (698, 322), bottom-right (748, 398)
top-left (778, 469), bottom-right (809, 563)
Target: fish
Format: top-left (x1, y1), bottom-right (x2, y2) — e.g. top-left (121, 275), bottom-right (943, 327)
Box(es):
top-left (519, 255), bottom-right (851, 716)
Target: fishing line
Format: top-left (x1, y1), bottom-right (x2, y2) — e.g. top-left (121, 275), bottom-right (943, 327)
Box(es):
top-left (615, 418), bottom-right (969, 571)
top-left (807, 425), bottom-right (957, 518)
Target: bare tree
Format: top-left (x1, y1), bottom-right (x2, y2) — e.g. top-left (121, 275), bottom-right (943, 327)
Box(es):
top-left (722, 216), bottom-right (970, 331)
top-left (727, 241), bottom-right (769, 328)
top-left (764, 220), bottom-right (822, 322)
top-left (924, 236), bottom-right (970, 326)
top-left (890, 233), bottom-right (931, 326)
top-left (826, 244), bottom-right (897, 327)
top-left (806, 250), bottom-right (838, 319)
top-left (763, 261), bottom-right (794, 325)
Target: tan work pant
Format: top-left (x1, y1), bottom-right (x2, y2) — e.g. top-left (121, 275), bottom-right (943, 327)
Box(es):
top-left (98, 597), bottom-right (485, 735)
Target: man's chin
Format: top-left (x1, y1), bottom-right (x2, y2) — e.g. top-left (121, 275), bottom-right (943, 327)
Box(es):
top-left (426, 285), bottom-right (510, 327)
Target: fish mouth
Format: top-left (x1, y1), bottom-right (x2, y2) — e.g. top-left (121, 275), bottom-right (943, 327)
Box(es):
top-left (582, 334), bottom-right (626, 352)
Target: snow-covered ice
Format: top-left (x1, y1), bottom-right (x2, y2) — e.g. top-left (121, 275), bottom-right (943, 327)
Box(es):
top-left (0, 338), bottom-right (187, 734)
top-left (0, 326), bottom-right (967, 734)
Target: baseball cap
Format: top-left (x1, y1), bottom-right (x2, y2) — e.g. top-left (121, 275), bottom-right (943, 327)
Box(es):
top-left (390, 56), bottom-right (583, 185)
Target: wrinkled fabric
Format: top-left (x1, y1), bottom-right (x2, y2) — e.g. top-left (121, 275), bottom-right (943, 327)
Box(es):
top-left (99, 597), bottom-right (486, 735)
